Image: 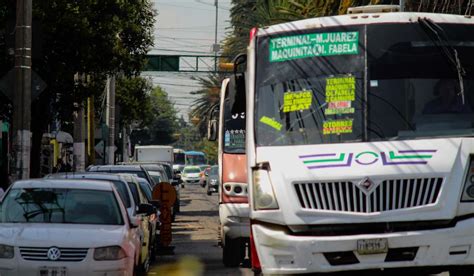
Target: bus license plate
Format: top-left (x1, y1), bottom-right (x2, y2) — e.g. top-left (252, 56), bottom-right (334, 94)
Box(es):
top-left (357, 239), bottom-right (388, 255)
top-left (39, 267), bottom-right (67, 276)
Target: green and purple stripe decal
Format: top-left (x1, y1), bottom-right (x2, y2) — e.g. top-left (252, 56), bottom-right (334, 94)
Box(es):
top-left (300, 150), bottom-right (437, 169)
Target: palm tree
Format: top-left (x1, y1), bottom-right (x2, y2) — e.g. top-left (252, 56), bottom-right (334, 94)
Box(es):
top-left (189, 74), bottom-right (223, 136)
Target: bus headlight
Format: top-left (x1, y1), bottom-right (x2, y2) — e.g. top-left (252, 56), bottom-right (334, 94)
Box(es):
top-left (253, 170), bottom-right (279, 210)
top-left (461, 156), bottom-right (474, 202)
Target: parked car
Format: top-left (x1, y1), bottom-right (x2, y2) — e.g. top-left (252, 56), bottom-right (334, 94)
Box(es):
top-left (44, 173), bottom-right (156, 274)
top-left (0, 179), bottom-right (155, 275)
top-left (118, 174), bottom-right (159, 269)
top-left (87, 164), bottom-right (155, 187)
top-left (207, 165), bottom-right (219, 195)
top-left (181, 166), bottom-right (202, 185)
top-left (140, 163), bottom-right (181, 216)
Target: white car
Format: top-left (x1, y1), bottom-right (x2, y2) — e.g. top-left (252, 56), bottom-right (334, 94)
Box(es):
top-left (0, 179), bottom-right (152, 276)
top-left (181, 166), bottom-right (202, 185)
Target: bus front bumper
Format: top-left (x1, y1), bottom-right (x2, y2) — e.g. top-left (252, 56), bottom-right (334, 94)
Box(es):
top-left (252, 217), bottom-right (474, 274)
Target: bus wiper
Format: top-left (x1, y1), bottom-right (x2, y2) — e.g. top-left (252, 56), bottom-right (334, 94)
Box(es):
top-left (418, 17), bottom-right (466, 104)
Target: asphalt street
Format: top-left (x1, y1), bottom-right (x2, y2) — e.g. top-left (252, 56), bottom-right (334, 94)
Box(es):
top-left (148, 184), bottom-right (253, 276)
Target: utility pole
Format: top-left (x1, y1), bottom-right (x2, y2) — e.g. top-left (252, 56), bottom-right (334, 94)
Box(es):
top-left (87, 96), bottom-right (95, 165)
top-left (214, 0), bottom-right (218, 72)
top-left (73, 105), bottom-right (85, 172)
top-left (400, 0), bottom-right (405, 11)
top-left (106, 76), bottom-right (116, 165)
top-left (12, 0), bottom-right (32, 180)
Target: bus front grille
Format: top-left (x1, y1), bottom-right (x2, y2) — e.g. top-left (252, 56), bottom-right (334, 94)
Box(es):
top-left (294, 178), bottom-right (443, 213)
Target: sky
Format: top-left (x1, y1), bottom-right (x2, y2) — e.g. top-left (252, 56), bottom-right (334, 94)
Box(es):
top-left (143, 0), bottom-right (232, 120)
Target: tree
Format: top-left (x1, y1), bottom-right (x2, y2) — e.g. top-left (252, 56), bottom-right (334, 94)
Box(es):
top-left (116, 76), bottom-right (153, 127)
top-left (190, 74), bottom-right (223, 137)
top-left (147, 86), bottom-right (179, 145)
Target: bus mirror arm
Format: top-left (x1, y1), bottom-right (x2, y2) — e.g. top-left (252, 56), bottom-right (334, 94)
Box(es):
top-left (252, 161), bottom-right (271, 171)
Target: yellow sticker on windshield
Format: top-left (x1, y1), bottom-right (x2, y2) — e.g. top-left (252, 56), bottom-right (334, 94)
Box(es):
top-left (326, 76), bottom-right (355, 103)
top-left (323, 119), bottom-right (353, 135)
top-left (260, 116), bottom-right (282, 131)
top-left (283, 90), bottom-right (312, 113)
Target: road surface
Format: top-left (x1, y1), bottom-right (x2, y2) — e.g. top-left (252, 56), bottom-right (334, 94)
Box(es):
top-left (149, 184), bottom-right (252, 275)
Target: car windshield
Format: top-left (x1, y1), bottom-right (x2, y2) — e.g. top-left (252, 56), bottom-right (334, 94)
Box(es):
top-left (184, 167), bottom-right (200, 174)
top-left (127, 183), bottom-right (141, 205)
top-left (210, 166), bottom-right (218, 175)
top-left (0, 188), bottom-right (124, 225)
top-left (138, 181), bottom-right (152, 201)
top-left (110, 180), bottom-right (131, 208)
top-left (117, 170), bottom-right (147, 180)
top-left (148, 171), bottom-right (163, 184)
top-left (160, 164), bottom-right (173, 179)
top-left (255, 23), bottom-right (474, 146)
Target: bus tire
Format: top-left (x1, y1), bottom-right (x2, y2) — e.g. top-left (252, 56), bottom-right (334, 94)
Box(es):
top-left (450, 268), bottom-right (474, 276)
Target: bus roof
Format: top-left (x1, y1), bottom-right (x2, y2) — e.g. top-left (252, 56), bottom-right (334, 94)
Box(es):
top-left (185, 151), bottom-right (205, 155)
top-left (257, 12), bottom-right (474, 37)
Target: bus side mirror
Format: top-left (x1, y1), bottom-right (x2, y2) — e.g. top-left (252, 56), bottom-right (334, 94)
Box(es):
top-left (208, 119), bottom-right (218, 141)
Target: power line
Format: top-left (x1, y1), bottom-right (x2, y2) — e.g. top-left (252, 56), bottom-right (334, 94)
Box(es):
top-left (150, 48), bottom-right (214, 54)
top-left (156, 35), bottom-right (217, 42)
top-left (156, 25), bottom-right (227, 30)
top-left (194, 0), bottom-right (230, 10)
top-left (154, 82), bottom-right (203, 88)
top-left (156, 2), bottom-right (216, 11)
top-left (156, 28), bottom-right (228, 34)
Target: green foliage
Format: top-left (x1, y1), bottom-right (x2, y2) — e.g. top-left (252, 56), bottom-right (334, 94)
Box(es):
top-left (116, 76), bottom-right (153, 126)
top-left (147, 86), bottom-right (179, 145)
top-left (190, 74), bottom-right (223, 136)
top-left (0, 0), bottom-right (156, 126)
top-left (173, 120), bottom-right (202, 150)
top-left (193, 139), bottom-right (218, 165)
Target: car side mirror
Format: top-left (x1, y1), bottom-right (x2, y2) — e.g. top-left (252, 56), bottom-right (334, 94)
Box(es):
top-left (149, 200), bottom-right (161, 209)
top-left (137, 203), bottom-right (155, 216)
top-left (130, 216), bottom-right (141, 228)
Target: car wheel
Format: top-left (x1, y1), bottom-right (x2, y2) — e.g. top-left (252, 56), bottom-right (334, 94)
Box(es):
top-left (223, 236), bottom-right (245, 267)
top-left (138, 256), bottom-right (150, 276)
top-left (207, 190), bottom-right (212, 196)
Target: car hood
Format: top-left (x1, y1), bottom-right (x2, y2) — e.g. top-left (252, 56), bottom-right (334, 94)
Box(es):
top-left (0, 223), bottom-right (128, 248)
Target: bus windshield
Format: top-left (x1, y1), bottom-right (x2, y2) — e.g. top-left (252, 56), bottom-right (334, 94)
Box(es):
top-left (255, 23), bottom-right (474, 147)
top-left (224, 76), bottom-right (246, 154)
top-left (185, 152), bottom-right (206, 165)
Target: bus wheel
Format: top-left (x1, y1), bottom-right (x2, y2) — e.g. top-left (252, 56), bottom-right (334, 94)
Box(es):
top-left (450, 268), bottom-right (474, 276)
top-left (223, 236), bottom-right (244, 267)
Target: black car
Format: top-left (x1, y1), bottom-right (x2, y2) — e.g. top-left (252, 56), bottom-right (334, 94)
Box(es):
top-left (206, 165), bottom-right (219, 195)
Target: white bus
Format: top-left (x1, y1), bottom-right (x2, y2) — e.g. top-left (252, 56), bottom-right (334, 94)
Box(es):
top-left (246, 5), bottom-right (474, 275)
